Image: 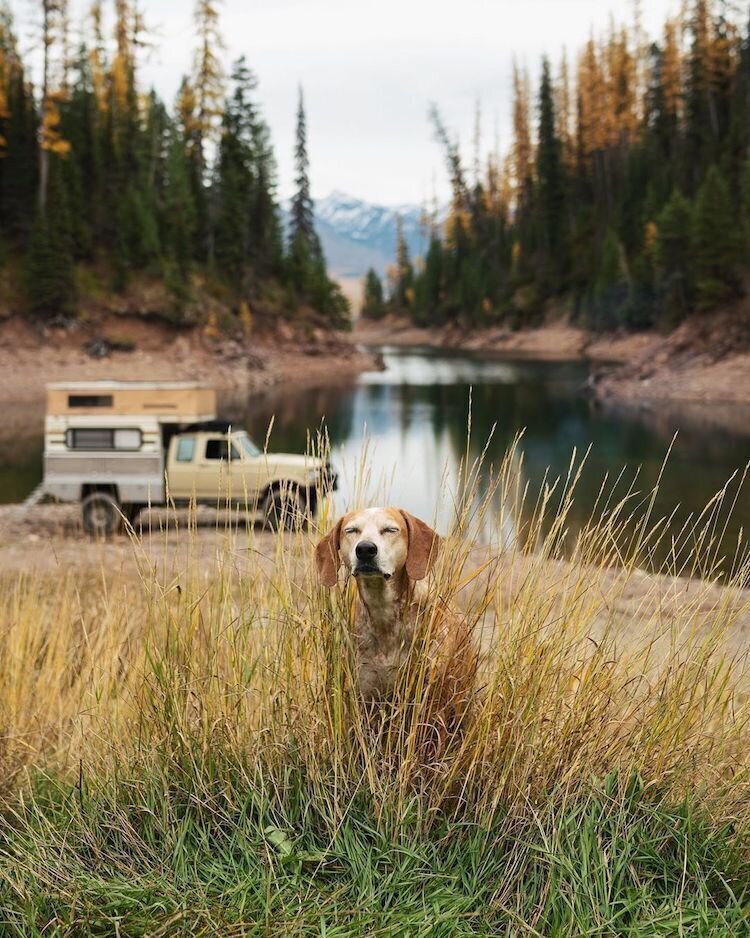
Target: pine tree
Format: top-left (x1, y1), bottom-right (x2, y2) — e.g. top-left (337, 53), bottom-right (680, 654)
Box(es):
top-left (288, 87), bottom-right (319, 259)
top-left (685, 0), bottom-right (714, 183)
top-left (214, 58), bottom-right (256, 284)
top-left (213, 56), bottom-right (282, 286)
top-left (536, 57), bottom-right (566, 290)
top-left (162, 119), bottom-right (196, 308)
top-left (414, 235), bottom-right (443, 325)
top-left (286, 87), bottom-right (348, 326)
top-left (26, 159), bottom-right (74, 316)
top-left (361, 268), bottom-right (385, 320)
top-left (511, 62), bottom-right (533, 212)
top-left (692, 165), bottom-right (742, 308)
top-left (429, 104), bottom-right (468, 213)
top-left (0, 12), bottom-right (37, 235)
top-left (191, 0), bottom-right (224, 260)
top-left (389, 215), bottom-right (414, 315)
top-left (38, 0), bottom-right (70, 213)
top-left (287, 88), bottom-right (317, 299)
top-left (589, 227), bottom-right (630, 329)
top-left (655, 189), bottom-right (694, 322)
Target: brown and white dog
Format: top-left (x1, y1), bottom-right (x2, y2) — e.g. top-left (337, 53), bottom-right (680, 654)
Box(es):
top-left (316, 507), bottom-right (474, 702)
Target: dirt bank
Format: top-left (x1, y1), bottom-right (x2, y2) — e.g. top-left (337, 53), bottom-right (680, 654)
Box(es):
top-left (0, 315), bottom-right (377, 407)
top-left (591, 307), bottom-right (750, 406)
top-left (356, 309), bottom-right (750, 407)
top-left (356, 316), bottom-right (659, 364)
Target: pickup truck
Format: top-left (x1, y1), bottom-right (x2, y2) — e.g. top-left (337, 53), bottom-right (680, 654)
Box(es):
top-left (39, 381), bottom-right (336, 535)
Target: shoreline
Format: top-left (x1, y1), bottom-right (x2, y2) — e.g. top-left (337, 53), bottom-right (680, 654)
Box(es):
top-left (355, 317), bottom-right (657, 364)
top-left (355, 312), bottom-right (750, 408)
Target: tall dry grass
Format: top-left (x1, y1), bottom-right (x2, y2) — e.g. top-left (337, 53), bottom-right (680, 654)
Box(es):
top-left (0, 441), bottom-right (747, 832)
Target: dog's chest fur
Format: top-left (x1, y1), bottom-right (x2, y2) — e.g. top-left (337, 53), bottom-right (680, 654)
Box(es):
top-left (353, 574), bottom-right (421, 698)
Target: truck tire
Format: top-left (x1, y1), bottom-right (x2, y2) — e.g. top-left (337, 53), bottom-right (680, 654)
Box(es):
top-left (82, 492), bottom-right (122, 537)
top-left (264, 485), bottom-right (303, 532)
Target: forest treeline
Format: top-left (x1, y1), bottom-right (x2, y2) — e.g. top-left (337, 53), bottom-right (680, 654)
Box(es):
top-left (0, 1), bottom-right (348, 328)
top-left (364, 0), bottom-right (750, 332)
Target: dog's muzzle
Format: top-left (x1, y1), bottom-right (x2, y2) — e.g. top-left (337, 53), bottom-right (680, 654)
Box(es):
top-left (353, 540), bottom-right (391, 579)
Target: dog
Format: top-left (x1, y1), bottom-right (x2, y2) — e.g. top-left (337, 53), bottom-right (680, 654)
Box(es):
top-left (315, 507), bottom-right (476, 705)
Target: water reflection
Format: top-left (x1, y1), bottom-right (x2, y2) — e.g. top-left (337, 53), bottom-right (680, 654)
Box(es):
top-left (232, 346), bottom-right (750, 570)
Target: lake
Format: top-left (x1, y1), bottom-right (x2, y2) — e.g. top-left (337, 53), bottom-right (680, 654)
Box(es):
top-left (3, 345), bottom-right (749, 572)
top-left (236, 345), bottom-right (750, 573)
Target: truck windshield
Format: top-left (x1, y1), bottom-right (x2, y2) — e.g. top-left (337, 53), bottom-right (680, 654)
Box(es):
top-left (235, 433), bottom-right (261, 458)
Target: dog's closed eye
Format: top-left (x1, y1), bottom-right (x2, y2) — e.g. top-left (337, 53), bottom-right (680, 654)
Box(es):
top-left (344, 526), bottom-right (361, 535)
top-left (381, 526), bottom-right (400, 535)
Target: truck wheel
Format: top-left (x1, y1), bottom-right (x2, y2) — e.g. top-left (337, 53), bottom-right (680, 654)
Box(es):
top-left (264, 486), bottom-right (303, 531)
top-left (82, 492), bottom-right (122, 537)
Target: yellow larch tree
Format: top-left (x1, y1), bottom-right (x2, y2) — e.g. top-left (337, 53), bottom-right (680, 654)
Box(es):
top-left (577, 37), bottom-right (608, 159)
top-left (661, 17), bottom-right (683, 125)
top-left (88, 1), bottom-right (108, 111)
top-left (38, 0), bottom-right (71, 213)
top-left (511, 61), bottom-right (533, 209)
top-left (111, 0), bottom-right (134, 115)
top-left (555, 50), bottom-right (574, 166)
top-left (192, 0), bottom-right (225, 173)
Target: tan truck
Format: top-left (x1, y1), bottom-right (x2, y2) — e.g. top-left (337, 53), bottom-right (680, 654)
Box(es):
top-left (38, 381), bottom-right (336, 535)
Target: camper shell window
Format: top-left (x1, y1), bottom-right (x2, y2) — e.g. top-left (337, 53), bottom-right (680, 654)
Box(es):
top-left (66, 428), bottom-right (143, 451)
top-left (68, 394), bottom-right (114, 408)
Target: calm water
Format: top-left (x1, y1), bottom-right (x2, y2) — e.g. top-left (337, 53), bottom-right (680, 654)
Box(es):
top-left (234, 345), bottom-right (750, 569)
top-left (4, 346), bottom-right (750, 568)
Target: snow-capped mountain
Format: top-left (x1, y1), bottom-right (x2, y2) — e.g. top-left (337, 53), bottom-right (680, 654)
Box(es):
top-left (313, 190), bottom-right (428, 279)
top-left (283, 191), bottom-right (429, 282)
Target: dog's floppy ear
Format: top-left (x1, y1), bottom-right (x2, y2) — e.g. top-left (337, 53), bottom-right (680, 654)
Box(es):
top-left (400, 510), bottom-right (442, 581)
top-left (315, 517), bottom-right (344, 587)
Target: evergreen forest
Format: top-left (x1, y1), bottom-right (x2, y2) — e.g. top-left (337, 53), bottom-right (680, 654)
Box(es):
top-left (363, 0), bottom-right (750, 334)
top-left (0, 1), bottom-right (349, 329)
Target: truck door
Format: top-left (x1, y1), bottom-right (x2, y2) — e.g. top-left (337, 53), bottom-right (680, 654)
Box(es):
top-left (199, 435), bottom-right (242, 502)
top-left (166, 434), bottom-right (199, 501)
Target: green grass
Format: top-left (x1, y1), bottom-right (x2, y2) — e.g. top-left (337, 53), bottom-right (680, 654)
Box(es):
top-left (3, 769), bottom-right (749, 935)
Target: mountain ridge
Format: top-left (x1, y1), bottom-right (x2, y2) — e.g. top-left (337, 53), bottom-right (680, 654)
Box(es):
top-left (284, 192), bottom-right (430, 282)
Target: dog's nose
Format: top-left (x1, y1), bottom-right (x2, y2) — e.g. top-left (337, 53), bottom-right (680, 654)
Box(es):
top-left (355, 540), bottom-right (378, 561)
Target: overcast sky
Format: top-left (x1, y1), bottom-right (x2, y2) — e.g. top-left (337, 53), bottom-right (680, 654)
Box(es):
top-left (9, 0), bottom-right (679, 205)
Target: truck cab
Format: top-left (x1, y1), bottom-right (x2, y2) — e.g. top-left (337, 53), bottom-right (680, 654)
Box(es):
top-left (165, 422), bottom-right (334, 521)
top-left (40, 382), bottom-right (335, 535)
